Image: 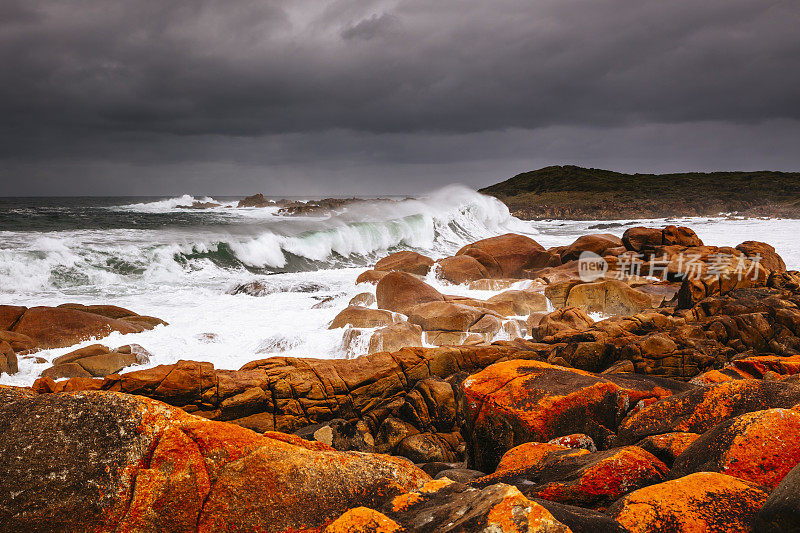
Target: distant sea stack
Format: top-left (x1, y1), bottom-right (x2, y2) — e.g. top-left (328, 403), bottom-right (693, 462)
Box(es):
top-left (479, 165), bottom-right (800, 220)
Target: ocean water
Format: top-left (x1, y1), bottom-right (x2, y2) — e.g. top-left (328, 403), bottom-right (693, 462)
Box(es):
top-left (2, 186), bottom-right (798, 386)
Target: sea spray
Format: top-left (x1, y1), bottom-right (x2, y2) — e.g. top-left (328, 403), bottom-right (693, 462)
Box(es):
top-left (3, 188), bottom-right (800, 387)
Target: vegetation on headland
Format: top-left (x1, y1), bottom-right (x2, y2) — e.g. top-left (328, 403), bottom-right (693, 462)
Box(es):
top-left (479, 165), bottom-right (800, 220)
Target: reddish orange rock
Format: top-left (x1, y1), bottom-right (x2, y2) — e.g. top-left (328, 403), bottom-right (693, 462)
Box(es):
top-left (688, 369), bottom-right (745, 385)
top-left (461, 359), bottom-right (673, 471)
top-left (636, 432), bottom-right (700, 465)
top-left (529, 446), bottom-right (668, 510)
top-left (477, 445), bottom-right (668, 510)
top-left (384, 478), bottom-right (572, 532)
top-left (11, 306), bottom-right (140, 349)
top-left (436, 255), bottom-right (489, 284)
top-left (374, 251), bottom-right (434, 276)
top-left (561, 233), bottom-right (624, 262)
top-left (456, 233), bottom-right (556, 278)
top-left (608, 472), bottom-right (768, 533)
top-left (494, 442), bottom-right (581, 473)
top-left (0, 304), bottom-right (26, 330)
top-left (376, 271), bottom-right (445, 314)
top-left (356, 269), bottom-right (389, 285)
top-left (672, 408), bottom-right (800, 490)
top-left (730, 354), bottom-right (800, 378)
top-left (618, 379), bottom-right (800, 444)
top-left (0, 391), bottom-right (430, 532)
top-left (548, 433), bottom-right (597, 452)
top-left (323, 507), bottom-right (402, 533)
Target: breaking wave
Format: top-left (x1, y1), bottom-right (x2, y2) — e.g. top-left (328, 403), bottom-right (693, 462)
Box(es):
top-left (0, 186), bottom-right (535, 295)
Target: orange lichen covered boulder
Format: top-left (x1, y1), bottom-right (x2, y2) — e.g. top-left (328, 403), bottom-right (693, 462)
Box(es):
top-left (0, 391), bottom-right (429, 532)
top-left (529, 446), bottom-right (668, 510)
top-left (730, 354), bottom-right (800, 378)
top-left (460, 360), bottom-right (673, 471)
top-left (456, 233), bottom-right (556, 278)
top-left (476, 446), bottom-right (668, 510)
top-left (376, 271), bottom-right (445, 314)
top-left (495, 442), bottom-right (579, 473)
top-left (374, 251), bottom-right (434, 276)
top-left (688, 369), bottom-right (744, 385)
top-left (636, 432), bottom-right (700, 466)
top-left (323, 507), bottom-right (402, 533)
top-left (380, 478), bottom-right (573, 532)
top-left (608, 472), bottom-right (768, 533)
top-left (548, 433), bottom-right (597, 452)
top-left (671, 408), bottom-right (800, 490)
top-left (617, 379), bottom-right (800, 444)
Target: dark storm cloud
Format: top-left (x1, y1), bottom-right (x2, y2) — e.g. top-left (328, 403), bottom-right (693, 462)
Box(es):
top-left (0, 0), bottom-right (799, 194)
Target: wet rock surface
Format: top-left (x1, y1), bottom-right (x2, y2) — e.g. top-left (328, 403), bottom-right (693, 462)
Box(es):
top-left (9, 227), bottom-right (800, 531)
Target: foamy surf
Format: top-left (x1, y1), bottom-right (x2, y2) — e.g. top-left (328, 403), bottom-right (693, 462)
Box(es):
top-left (2, 187), bottom-right (800, 386)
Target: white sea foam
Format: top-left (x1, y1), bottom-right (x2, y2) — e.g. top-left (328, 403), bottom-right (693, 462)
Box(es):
top-left (3, 188), bottom-right (800, 387)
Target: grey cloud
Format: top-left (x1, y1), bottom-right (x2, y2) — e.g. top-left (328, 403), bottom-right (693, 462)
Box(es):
top-left (0, 0), bottom-right (799, 194)
top-left (341, 13), bottom-right (399, 40)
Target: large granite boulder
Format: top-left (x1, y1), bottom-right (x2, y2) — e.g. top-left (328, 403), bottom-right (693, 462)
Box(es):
top-left (0, 391), bottom-right (429, 533)
top-left (435, 255), bottom-right (489, 284)
top-left (374, 251), bottom-right (435, 276)
top-left (456, 233), bottom-right (557, 278)
top-left (671, 408), bottom-right (800, 490)
top-left (608, 472), bottom-right (767, 533)
top-left (561, 233), bottom-right (624, 262)
top-left (376, 272), bottom-right (445, 314)
top-left (617, 380), bottom-right (800, 444)
top-left (460, 360), bottom-right (677, 471)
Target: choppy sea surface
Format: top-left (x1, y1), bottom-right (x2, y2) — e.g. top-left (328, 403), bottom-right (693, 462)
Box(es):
top-left (2, 186), bottom-right (798, 386)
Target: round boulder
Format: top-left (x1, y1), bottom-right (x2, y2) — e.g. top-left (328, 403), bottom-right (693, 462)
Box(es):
top-left (376, 272), bottom-right (445, 314)
top-left (608, 472), bottom-right (767, 533)
top-left (374, 251), bottom-right (435, 276)
top-left (435, 255), bottom-right (488, 284)
top-left (456, 233), bottom-right (556, 278)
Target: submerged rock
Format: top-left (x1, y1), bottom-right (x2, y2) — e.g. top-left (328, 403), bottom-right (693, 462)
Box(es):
top-left (237, 193), bottom-right (272, 207)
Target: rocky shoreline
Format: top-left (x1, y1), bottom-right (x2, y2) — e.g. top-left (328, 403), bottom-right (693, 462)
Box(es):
top-left (3, 225), bottom-right (800, 531)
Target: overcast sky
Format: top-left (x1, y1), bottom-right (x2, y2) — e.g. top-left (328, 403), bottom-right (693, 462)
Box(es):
top-left (1, 0), bottom-right (799, 196)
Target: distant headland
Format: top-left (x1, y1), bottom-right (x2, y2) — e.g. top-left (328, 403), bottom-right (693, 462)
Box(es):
top-left (479, 165), bottom-right (800, 220)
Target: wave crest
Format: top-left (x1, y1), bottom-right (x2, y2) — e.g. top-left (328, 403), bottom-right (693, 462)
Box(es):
top-left (0, 186), bottom-right (534, 293)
